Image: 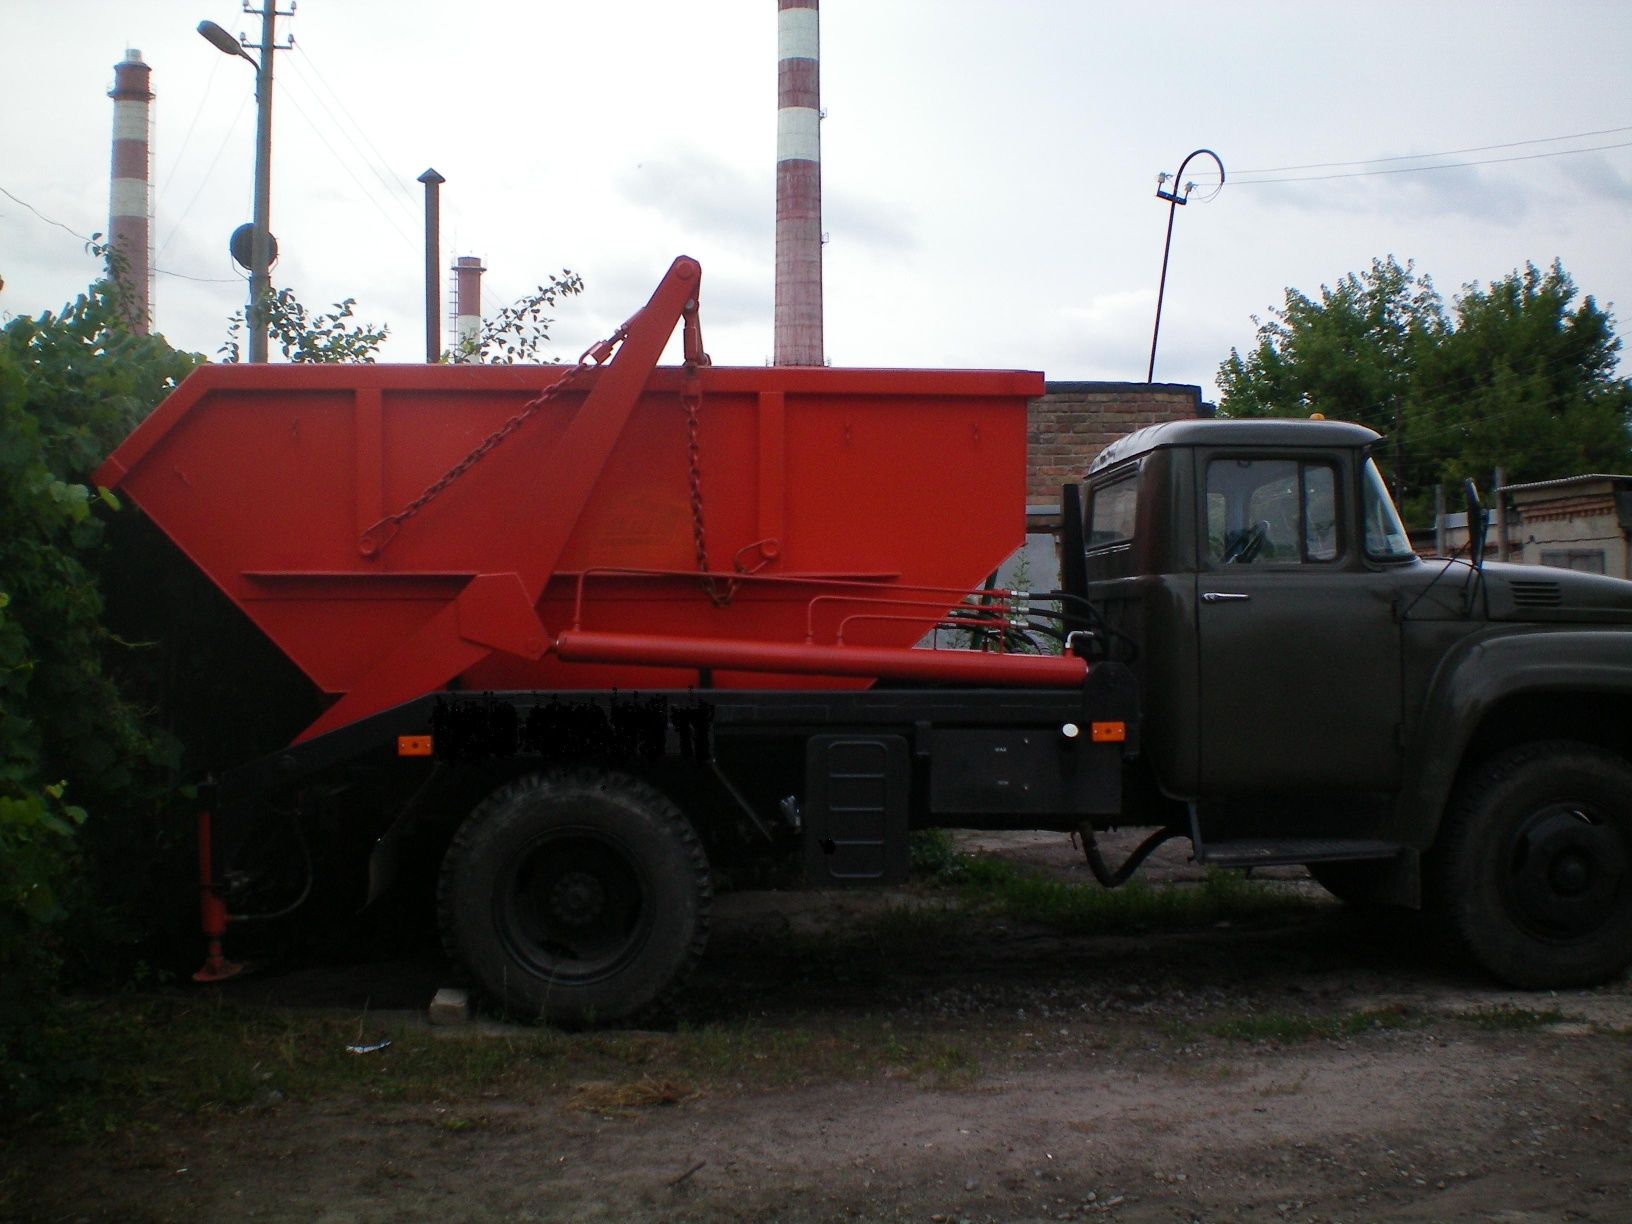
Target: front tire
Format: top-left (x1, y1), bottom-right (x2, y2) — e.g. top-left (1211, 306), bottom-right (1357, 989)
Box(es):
top-left (1433, 742), bottom-right (1632, 989)
top-left (438, 771), bottom-right (711, 1026)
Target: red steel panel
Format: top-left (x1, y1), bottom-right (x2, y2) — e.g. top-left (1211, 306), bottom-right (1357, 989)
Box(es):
top-left (95, 261), bottom-right (1051, 741)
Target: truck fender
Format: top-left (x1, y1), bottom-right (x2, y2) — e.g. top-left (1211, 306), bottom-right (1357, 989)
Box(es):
top-left (1398, 628), bottom-right (1632, 846)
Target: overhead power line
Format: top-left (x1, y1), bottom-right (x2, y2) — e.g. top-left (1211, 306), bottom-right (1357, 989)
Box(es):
top-left (154, 55), bottom-right (225, 215)
top-left (284, 45), bottom-right (420, 218)
top-left (0, 184), bottom-right (240, 285)
top-left (1232, 124), bottom-right (1632, 176)
top-left (157, 91), bottom-right (253, 260)
top-left (271, 78), bottom-right (420, 254)
top-left (1187, 125), bottom-right (1632, 187)
top-left (1228, 140), bottom-right (1632, 186)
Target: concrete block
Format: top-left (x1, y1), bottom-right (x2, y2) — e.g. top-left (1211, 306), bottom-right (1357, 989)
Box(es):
top-left (428, 987), bottom-right (470, 1025)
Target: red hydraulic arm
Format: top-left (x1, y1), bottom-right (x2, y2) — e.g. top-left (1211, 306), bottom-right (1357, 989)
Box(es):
top-left (294, 255), bottom-right (707, 743)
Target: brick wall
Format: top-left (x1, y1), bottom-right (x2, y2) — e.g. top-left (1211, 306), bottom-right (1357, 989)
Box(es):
top-left (1027, 381), bottom-right (1206, 505)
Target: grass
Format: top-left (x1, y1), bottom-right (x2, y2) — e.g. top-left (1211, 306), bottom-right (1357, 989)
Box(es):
top-left (2, 993), bottom-right (987, 1142)
top-left (7, 846), bottom-right (1596, 1143)
top-left (928, 843), bottom-right (1306, 935)
top-left (1456, 1005), bottom-right (1568, 1031)
top-left (1204, 1004), bottom-right (1425, 1043)
top-left (1192, 1003), bottom-right (1579, 1045)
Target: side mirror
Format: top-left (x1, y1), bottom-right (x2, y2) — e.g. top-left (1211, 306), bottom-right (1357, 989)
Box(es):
top-left (1463, 478), bottom-right (1489, 568)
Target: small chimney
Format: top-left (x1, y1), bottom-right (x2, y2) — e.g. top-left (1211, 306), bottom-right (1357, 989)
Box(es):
top-left (453, 256), bottom-right (485, 360)
top-left (108, 48), bottom-right (154, 333)
top-left (774, 0), bottom-right (823, 366)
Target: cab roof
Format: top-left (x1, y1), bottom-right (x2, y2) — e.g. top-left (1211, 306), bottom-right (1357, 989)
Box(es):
top-left (1089, 417), bottom-right (1382, 475)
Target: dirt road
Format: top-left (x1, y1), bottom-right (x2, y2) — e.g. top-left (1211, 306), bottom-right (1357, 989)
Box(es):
top-left (12, 833), bottom-right (1631, 1222)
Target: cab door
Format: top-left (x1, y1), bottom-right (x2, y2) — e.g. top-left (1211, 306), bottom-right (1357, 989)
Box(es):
top-left (1195, 452), bottom-right (1404, 796)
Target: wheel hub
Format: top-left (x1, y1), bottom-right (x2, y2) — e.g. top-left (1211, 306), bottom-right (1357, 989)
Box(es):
top-left (549, 869), bottom-right (608, 927)
top-left (1509, 806), bottom-right (1627, 938)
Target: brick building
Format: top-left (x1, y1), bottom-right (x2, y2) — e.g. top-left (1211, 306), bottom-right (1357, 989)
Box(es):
top-left (1027, 381), bottom-right (1208, 506)
top-left (1000, 380), bottom-right (1208, 590)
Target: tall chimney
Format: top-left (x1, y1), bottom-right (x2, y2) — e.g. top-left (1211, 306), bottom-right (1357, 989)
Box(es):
top-left (774, 0), bottom-right (822, 366)
top-left (453, 256), bottom-right (485, 360)
top-left (108, 48), bottom-right (154, 333)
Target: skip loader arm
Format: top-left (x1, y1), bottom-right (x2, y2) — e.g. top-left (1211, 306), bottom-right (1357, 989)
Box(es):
top-left (295, 255), bottom-right (707, 743)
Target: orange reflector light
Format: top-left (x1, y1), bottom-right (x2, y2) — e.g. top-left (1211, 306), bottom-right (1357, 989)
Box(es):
top-left (1090, 721), bottom-right (1126, 744)
top-left (397, 735), bottom-right (433, 757)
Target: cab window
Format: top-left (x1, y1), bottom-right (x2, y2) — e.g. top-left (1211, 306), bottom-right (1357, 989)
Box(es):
top-left (1087, 469), bottom-right (1139, 549)
top-left (1206, 458), bottom-right (1340, 565)
top-left (1361, 459), bottom-right (1414, 560)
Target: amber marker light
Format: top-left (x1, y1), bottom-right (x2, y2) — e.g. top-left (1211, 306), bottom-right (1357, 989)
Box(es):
top-left (1091, 722), bottom-right (1127, 743)
top-left (397, 735), bottom-right (433, 757)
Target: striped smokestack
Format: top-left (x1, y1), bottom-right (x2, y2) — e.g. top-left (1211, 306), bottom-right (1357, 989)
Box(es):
top-left (453, 256), bottom-right (485, 360)
top-left (774, 0), bottom-right (823, 366)
top-left (108, 48), bottom-right (153, 334)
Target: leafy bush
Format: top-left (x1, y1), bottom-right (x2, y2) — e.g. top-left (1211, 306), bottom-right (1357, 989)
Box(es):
top-left (0, 275), bottom-right (196, 1103)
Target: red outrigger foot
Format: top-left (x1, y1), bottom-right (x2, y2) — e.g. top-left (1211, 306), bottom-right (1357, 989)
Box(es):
top-left (193, 808), bottom-right (243, 983)
top-left (192, 949), bottom-right (245, 984)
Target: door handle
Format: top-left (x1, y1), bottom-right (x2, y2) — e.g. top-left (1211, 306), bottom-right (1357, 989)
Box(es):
top-left (1201, 592), bottom-right (1251, 603)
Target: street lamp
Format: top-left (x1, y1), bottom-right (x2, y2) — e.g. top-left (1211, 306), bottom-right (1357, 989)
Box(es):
top-left (1146, 148), bottom-right (1224, 383)
top-left (198, 13), bottom-right (279, 363)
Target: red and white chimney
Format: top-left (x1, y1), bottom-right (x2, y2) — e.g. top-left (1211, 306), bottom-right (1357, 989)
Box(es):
top-left (774, 0), bottom-right (823, 366)
top-left (108, 48), bottom-right (154, 333)
top-left (453, 256), bottom-right (485, 360)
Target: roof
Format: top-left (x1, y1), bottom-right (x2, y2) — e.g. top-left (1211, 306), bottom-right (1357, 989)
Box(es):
top-left (1499, 474), bottom-right (1632, 496)
top-left (1088, 417), bottom-right (1381, 475)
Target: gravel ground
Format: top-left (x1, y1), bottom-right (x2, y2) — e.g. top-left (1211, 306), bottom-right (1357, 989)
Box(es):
top-left (10, 830), bottom-right (1631, 1222)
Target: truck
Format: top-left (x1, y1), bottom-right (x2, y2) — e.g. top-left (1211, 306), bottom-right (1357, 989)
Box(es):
top-left (93, 256), bottom-right (1632, 1025)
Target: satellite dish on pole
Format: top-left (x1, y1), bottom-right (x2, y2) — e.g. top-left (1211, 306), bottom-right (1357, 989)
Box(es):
top-left (229, 223), bottom-right (278, 271)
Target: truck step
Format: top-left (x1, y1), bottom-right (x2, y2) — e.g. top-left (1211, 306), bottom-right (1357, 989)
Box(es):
top-left (1198, 838), bottom-right (1400, 869)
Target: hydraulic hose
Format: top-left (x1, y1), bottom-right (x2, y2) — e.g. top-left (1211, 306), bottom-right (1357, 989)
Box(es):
top-left (1079, 825), bottom-right (1185, 888)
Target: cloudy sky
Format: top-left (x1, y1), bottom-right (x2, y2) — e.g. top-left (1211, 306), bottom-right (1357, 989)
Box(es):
top-left (2, 1), bottom-right (1629, 399)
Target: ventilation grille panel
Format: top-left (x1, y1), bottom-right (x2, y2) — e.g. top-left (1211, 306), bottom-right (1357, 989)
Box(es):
top-left (1510, 579), bottom-right (1563, 608)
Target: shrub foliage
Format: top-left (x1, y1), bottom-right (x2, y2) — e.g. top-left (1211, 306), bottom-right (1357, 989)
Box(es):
top-left (0, 276), bottom-right (196, 1101)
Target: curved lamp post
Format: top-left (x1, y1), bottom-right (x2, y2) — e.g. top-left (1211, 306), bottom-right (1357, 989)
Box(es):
top-left (1146, 148), bottom-right (1224, 383)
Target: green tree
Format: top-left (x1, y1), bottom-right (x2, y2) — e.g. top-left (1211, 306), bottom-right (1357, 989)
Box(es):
top-left (221, 288), bottom-right (389, 363)
top-left (1218, 258), bottom-right (1632, 525)
top-left (0, 272), bottom-right (197, 1102)
top-left (446, 271), bottom-right (585, 364)
top-left (1412, 261), bottom-right (1631, 496)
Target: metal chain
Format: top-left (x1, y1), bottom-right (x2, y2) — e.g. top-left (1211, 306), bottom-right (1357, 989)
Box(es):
top-left (357, 329), bottom-right (626, 555)
top-left (680, 374), bottom-right (736, 607)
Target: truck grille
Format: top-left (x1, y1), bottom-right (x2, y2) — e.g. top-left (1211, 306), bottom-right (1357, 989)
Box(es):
top-left (1509, 579), bottom-right (1563, 608)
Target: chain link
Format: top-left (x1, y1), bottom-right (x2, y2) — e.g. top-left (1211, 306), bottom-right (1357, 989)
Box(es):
top-left (680, 373), bottom-right (737, 607)
top-left (356, 322), bottom-right (744, 611)
top-left (357, 330), bottom-right (625, 556)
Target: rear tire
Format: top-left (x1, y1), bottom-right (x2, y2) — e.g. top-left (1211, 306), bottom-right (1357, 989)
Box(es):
top-left (438, 771), bottom-right (711, 1026)
top-left (1433, 742), bottom-right (1632, 989)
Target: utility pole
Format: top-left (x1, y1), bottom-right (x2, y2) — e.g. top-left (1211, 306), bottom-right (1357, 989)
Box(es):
top-left (198, 4), bottom-right (290, 363)
top-left (247, 2), bottom-right (278, 364)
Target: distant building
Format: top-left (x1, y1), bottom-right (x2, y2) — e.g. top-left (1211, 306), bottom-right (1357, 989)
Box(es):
top-left (1501, 475), bottom-right (1632, 578)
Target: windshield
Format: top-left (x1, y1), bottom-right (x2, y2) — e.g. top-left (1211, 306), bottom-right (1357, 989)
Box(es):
top-left (1362, 459), bottom-right (1414, 560)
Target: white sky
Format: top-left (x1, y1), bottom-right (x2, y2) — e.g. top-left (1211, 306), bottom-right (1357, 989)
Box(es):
top-left (2, 1), bottom-right (1629, 401)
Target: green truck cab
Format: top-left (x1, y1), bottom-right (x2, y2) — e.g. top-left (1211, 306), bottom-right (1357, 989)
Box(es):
top-left (1080, 417), bottom-right (1632, 989)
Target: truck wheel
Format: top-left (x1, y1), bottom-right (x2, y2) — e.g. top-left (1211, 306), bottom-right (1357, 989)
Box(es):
top-left (438, 771), bottom-right (711, 1026)
top-left (1434, 742), bottom-right (1632, 989)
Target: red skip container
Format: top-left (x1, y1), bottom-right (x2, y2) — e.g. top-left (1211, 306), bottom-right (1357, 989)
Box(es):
top-left (95, 258), bottom-right (1075, 742)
